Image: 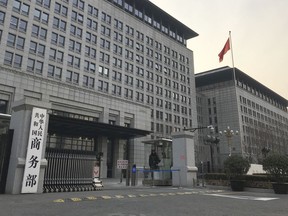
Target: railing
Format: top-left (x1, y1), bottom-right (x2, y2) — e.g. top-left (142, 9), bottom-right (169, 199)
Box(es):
top-left (138, 168), bottom-right (180, 187)
top-left (43, 148), bottom-right (97, 192)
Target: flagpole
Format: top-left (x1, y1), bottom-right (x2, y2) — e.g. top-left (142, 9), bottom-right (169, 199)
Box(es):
top-left (229, 31), bottom-right (237, 84)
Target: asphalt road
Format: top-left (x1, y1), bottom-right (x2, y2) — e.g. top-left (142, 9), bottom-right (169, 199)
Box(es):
top-left (0, 187), bottom-right (287, 216)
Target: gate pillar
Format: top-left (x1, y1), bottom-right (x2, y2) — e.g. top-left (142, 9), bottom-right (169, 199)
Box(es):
top-left (5, 99), bottom-right (51, 194)
top-left (171, 131), bottom-right (198, 187)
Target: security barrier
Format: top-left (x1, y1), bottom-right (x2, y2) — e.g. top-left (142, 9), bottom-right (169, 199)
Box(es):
top-left (43, 148), bottom-right (97, 192)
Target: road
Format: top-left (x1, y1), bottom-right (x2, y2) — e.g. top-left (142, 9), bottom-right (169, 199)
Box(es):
top-left (0, 187), bottom-right (287, 216)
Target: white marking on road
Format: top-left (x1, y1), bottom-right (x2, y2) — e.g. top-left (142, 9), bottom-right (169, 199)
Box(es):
top-left (206, 194), bottom-right (279, 201)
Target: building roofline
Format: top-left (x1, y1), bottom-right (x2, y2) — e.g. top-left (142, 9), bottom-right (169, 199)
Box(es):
top-left (145, 0), bottom-right (199, 39)
top-left (106, 0), bottom-right (198, 40)
top-left (195, 67), bottom-right (288, 108)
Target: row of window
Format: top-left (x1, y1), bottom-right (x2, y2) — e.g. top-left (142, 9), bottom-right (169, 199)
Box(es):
top-left (110, 0), bottom-right (187, 45)
top-left (237, 80), bottom-right (286, 111)
top-left (3, 50), bottom-right (192, 105)
top-left (239, 96), bottom-right (288, 124)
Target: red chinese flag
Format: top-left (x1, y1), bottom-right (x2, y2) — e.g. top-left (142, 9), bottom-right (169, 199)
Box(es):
top-left (218, 38), bottom-right (230, 62)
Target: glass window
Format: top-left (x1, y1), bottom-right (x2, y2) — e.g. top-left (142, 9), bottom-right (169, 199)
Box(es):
top-left (35, 61), bottom-right (43, 73)
top-left (14, 54), bottom-right (22, 68)
top-left (0, 11), bottom-right (5, 23)
top-left (16, 36), bottom-right (25, 49)
top-left (7, 33), bottom-right (16, 46)
top-left (27, 58), bottom-right (35, 71)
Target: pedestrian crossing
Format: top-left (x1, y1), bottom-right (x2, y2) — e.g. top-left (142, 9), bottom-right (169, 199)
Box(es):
top-left (53, 190), bottom-right (213, 203)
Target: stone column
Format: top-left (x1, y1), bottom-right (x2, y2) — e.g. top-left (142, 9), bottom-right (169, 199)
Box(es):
top-left (171, 131), bottom-right (198, 187)
top-left (97, 136), bottom-right (108, 178)
top-left (5, 99), bottom-right (51, 194)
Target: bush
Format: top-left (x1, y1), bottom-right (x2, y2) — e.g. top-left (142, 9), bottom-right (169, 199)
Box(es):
top-left (204, 173), bottom-right (228, 180)
top-left (224, 155), bottom-right (250, 179)
top-left (262, 154), bottom-right (288, 183)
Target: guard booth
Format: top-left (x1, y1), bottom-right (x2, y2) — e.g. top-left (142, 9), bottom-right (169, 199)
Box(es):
top-left (142, 138), bottom-right (173, 186)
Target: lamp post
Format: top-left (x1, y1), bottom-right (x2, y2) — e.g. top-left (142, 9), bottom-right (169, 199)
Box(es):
top-left (205, 128), bottom-right (220, 172)
top-left (219, 126), bottom-right (238, 157)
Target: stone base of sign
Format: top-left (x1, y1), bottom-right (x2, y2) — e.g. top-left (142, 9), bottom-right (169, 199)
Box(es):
top-left (5, 99), bottom-right (51, 194)
top-left (171, 131), bottom-right (198, 187)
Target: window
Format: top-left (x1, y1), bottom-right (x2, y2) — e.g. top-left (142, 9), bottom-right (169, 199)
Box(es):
top-left (4, 51), bottom-right (22, 68)
top-left (84, 60), bottom-right (96, 73)
top-left (27, 58), bottom-right (35, 72)
top-left (69, 39), bottom-right (81, 53)
top-left (0, 0), bottom-right (8, 6)
top-left (73, 0), bottom-right (85, 10)
top-left (68, 71), bottom-right (77, 83)
top-left (101, 12), bottom-right (111, 24)
top-left (33, 9), bottom-right (49, 24)
top-left (36, 0), bottom-right (51, 8)
top-left (54, 2), bottom-right (68, 16)
top-left (35, 61), bottom-right (43, 74)
top-left (49, 48), bottom-right (63, 62)
top-left (51, 32), bottom-right (65, 46)
top-left (10, 16), bottom-right (27, 32)
top-left (87, 4), bottom-right (98, 17)
top-left (53, 17), bottom-right (66, 31)
top-left (98, 80), bottom-right (109, 92)
top-left (71, 10), bottom-right (84, 23)
top-left (86, 31), bottom-right (97, 44)
top-left (114, 19), bottom-right (123, 30)
top-left (48, 64), bottom-right (62, 79)
top-left (125, 25), bottom-right (134, 36)
top-left (100, 25), bottom-right (111, 37)
top-left (32, 24), bottom-right (47, 40)
top-left (67, 54), bottom-right (80, 68)
top-left (87, 18), bottom-right (97, 31)
top-left (29, 41), bottom-right (45, 56)
top-left (0, 99), bottom-right (8, 114)
top-left (13, 0), bottom-right (30, 15)
top-left (85, 45), bottom-right (97, 59)
top-left (0, 11), bottom-right (5, 24)
top-left (70, 24), bottom-right (82, 38)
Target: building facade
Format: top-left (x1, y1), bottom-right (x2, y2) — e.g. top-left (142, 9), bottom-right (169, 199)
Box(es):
top-left (195, 67), bottom-right (288, 171)
top-left (0, 0), bottom-right (198, 192)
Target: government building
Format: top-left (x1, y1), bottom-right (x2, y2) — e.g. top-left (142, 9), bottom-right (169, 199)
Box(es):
top-left (0, 0), bottom-right (198, 193)
top-left (195, 67), bottom-right (288, 172)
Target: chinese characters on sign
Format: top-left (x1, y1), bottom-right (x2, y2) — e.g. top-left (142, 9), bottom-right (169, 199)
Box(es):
top-left (21, 108), bottom-right (47, 193)
top-left (117, 160), bottom-right (128, 169)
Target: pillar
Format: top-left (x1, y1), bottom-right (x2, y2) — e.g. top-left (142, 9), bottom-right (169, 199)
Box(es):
top-left (171, 131), bottom-right (198, 187)
top-left (5, 99), bottom-right (51, 194)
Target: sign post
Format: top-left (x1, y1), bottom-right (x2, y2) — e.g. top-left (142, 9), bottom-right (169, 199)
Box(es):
top-left (117, 160), bottom-right (128, 183)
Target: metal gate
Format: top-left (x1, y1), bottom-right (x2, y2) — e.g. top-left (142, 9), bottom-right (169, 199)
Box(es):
top-left (43, 148), bottom-right (97, 192)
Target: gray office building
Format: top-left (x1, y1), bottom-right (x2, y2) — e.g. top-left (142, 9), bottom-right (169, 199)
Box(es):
top-left (195, 67), bottom-right (288, 171)
top-left (0, 0), bottom-right (198, 193)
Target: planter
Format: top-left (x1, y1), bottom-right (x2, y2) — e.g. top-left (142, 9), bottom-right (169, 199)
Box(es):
top-left (272, 183), bottom-right (288, 194)
top-left (230, 180), bottom-right (245, 191)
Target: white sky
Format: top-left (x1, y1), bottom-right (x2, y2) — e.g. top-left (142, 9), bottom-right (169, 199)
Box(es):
top-left (150, 0), bottom-right (288, 100)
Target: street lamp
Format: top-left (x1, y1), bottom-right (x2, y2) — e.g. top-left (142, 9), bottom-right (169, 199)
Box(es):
top-left (219, 126), bottom-right (238, 157)
top-left (205, 130), bottom-right (220, 172)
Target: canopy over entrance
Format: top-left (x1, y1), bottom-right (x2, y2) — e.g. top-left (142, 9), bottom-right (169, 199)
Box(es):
top-left (48, 115), bottom-right (151, 139)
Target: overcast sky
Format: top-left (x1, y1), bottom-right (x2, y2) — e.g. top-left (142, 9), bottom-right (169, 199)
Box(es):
top-left (150, 0), bottom-right (288, 100)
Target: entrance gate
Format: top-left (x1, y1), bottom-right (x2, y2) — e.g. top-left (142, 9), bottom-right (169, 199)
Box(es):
top-left (43, 148), bottom-right (97, 192)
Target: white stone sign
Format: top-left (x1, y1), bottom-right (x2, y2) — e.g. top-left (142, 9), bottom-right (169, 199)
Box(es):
top-left (21, 107), bottom-right (47, 193)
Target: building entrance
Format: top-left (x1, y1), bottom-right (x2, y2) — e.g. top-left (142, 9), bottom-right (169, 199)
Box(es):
top-left (0, 114), bottom-right (12, 194)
